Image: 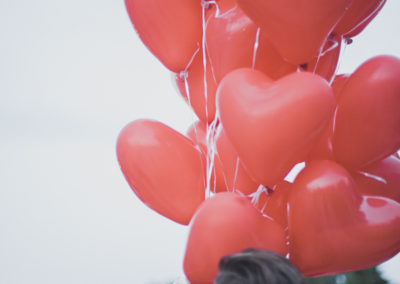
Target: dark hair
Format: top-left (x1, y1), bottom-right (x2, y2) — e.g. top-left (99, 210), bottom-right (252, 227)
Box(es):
top-left (214, 249), bottom-right (304, 284)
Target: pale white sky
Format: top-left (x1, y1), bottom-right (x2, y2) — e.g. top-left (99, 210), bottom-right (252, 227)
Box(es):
top-left (0, 1), bottom-right (399, 283)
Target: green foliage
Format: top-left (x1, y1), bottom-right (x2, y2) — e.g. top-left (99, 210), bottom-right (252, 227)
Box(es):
top-left (306, 267), bottom-right (387, 284)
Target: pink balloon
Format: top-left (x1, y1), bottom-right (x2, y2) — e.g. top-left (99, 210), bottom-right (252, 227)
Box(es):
top-left (117, 120), bottom-right (206, 225)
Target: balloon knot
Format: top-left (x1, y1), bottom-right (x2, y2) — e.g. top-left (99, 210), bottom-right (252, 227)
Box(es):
top-left (201, 0), bottom-right (212, 9)
top-left (344, 37), bottom-right (353, 45)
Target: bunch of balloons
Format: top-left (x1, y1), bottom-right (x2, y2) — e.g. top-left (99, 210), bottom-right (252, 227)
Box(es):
top-left (116, 0), bottom-right (400, 282)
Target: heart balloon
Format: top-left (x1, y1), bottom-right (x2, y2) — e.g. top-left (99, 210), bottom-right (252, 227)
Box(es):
top-left (116, 119), bottom-right (205, 225)
top-left (206, 5), bottom-right (296, 82)
top-left (184, 192), bottom-right (287, 284)
top-left (175, 48), bottom-right (218, 123)
top-left (235, 0), bottom-right (352, 64)
top-left (334, 0), bottom-right (386, 37)
top-left (332, 55), bottom-right (400, 170)
top-left (353, 155), bottom-right (400, 203)
top-left (213, 128), bottom-right (259, 195)
top-left (288, 160), bottom-right (400, 276)
top-left (125, 0), bottom-right (202, 72)
top-left (217, 68), bottom-right (335, 187)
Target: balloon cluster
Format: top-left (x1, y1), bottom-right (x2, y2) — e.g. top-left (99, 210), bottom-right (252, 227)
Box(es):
top-left (117, 0), bottom-right (400, 282)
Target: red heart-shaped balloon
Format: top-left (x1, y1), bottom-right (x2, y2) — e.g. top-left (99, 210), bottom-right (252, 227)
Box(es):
top-left (288, 160), bottom-right (400, 276)
top-left (235, 0), bottom-right (352, 64)
top-left (353, 155), bottom-right (400, 203)
top-left (332, 55), bottom-right (400, 170)
top-left (125, 0), bottom-right (202, 72)
top-left (116, 120), bottom-right (205, 225)
top-left (217, 68), bottom-right (335, 187)
top-left (206, 5), bottom-right (296, 82)
top-left (334, 0), bottom-right (386, 37)
top-left (184, 192), bottom-right (287, 284)
top-left (175, 48), bottom-right (218, 123)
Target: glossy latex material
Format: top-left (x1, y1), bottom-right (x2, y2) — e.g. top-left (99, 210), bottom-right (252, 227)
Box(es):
top-left (184, 192), bottom-right (287, 284)
top-left (353, 155), bottom-right (400, 203)
top-left (331, 73), bottom-right (350, 102)
top-left (213, 128), bottom-right (259, 194)
top-left (217, 69), bottom-right (335, 187)
top-left (288, 160), bottom-right (400, 276)
top-left (334, 0), bottom-right (386, 37)
top-left (235, 0), bottom-right (352, 64)
top-left (307, 124), bottom-right (335, 161)
top-left (186, 120), bottom-right (209, 156)
top-left (332, 55), bottom-right (400, 170)
top-left (175, 49), bottom-right (218, 123)
top-left (262, 181), bottom-right (292, 229)
top-left (186, 121), bottom-right (209, 178)
top-left (308, 73), bottom-right (350, 160)
top-left (116, 120), bottom-right (205, 225)
top-left (125, 0), bottom-right (202, 72)
top-left (206, 5), bottom-right (296, 82)
top-left (214, 0), bottom-right (237, 14)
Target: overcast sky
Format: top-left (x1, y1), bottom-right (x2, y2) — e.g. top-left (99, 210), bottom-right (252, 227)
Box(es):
top-left (0, 1), bottom-right (399, 283)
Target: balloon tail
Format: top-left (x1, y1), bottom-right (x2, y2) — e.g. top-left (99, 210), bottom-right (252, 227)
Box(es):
top-left (250, 184), bottom-right (269, 208)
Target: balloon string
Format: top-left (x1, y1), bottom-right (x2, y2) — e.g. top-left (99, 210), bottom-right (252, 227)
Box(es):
top-left (312, 5), bottom-right (350, 79)
top-left (232, 157), bottom-right (240, 191)
top-left (250, 184), bottom-right (268, 207)
top-left (320, 35), bottom-right (340, 57)
top-left (252, 28), bottom-right (261, 69)
top-left (345, 0), bottom-right (386, 37)
top-left (201, 1), bottom-right (219, 199)
top-left (201, 4), bottom-right (209, 121)
top-left (329, 37), bottom-right (340, 84)
top-left (205, 119), bottom-right (220, 198)
top-left (182, 47), bottom-right (201, 107)
top-left (331, 36), bottom-right (350, 85)
top-left (357, 171), bottom-right (387, 184)
top-left (182, 47), bottom-right (201, 142)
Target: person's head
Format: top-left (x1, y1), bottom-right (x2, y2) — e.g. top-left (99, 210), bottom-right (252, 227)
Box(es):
top-left (214, 249), bottom-right (304, 284)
